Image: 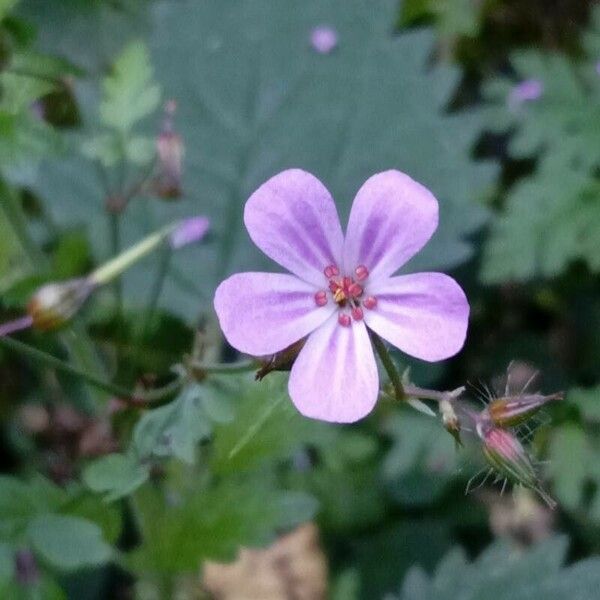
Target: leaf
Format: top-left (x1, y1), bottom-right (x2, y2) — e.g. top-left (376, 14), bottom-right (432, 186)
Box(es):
top-left (210, 373), bottom-right (327, 475)
top-left (383, 410), bottom-right (458, 506)
top-left (393, 536), bottom-right (600, 600)
top-left (31, 0), bottom-right (495, 321)
top-left (129, 475), bottom-right (318, 573)
top-left (132, 383), bottom-right (215, 465)
top-left (26, 514), bottom-right (112, 571)
top-left (82, 453), bottom-right (150, 502)
top-left (481, 15), bottom-right (600, 281)
top-left (99, 41), bottom-right (161, 133)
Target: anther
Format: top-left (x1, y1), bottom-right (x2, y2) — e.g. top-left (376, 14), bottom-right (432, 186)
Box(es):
top-left (351, 307), bottom-right (364, 321)
top-left (348, 283), bottom-right (363, 298)
top-left (324, 265), bottom-right (339, 278)
top-left (338, 313), bottom-right (351, 327)
top-left (314, 291), bottom-right (328, 307)
top-left (363, 296), bottom-right (377, 310)
top-left (355, 265), bottom-right (369, 281)
top-left (342, 276), bottom-right (353, 290)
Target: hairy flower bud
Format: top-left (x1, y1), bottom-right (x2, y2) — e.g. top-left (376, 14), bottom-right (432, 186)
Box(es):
top-left (27, 278), bottom-right (95, 331)
top-left (477, 419), bottom-right (556, 508)
top-left (486, 392), bottom-right (563, 428)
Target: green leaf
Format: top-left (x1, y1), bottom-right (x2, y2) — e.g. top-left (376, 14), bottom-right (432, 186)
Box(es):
top-left (26, 514), bottom-right (112, 571)
top-left (394, 536), bottom-right (600, 600)
top-left (481, 18), bottom-right (600, 281)
top-left (383, 410), bottom-right (458, 506)
top-left (31, 0), bottom-right (495, 321)
top-left (99, 40), bottom-right (161, 133)
top-left (132, 383), bottom-right (214, 465)
top-left (0, 542), bottom-right (13, 584)
top-left (129, 475), bottom-right (318, 572)
top-left (83, 453), bottom-right (150, 502)
top-left (210, 373), bottom-right (326, 475)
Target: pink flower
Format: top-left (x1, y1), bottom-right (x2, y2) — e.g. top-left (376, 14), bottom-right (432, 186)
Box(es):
top-left (214, 170), bottom-right (469, 423)
top-left (310, 26), bottom-right (338, 54)
top-left (170, 216), bottom-right (210, 249)
top-left (508, 79), bottom-right (544, 109)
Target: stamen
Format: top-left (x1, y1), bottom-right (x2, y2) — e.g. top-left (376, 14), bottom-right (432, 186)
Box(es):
top-left (348, 283), bottom-right (363, 298)
top-left (355, 265), bottom-right (369, 281)
top-left (333, 288), bottom-right (346, 303)
top-left (351, 307), bottom-right (363, 321)
top-left (363, 296), bottom-right (377, 310)
top-left (342, 276), bottom-right (352, 290)
top-left (338, 313), bottom-right (351, 327)
top-left (324, 265), bottom-right (339, 278)
top-left (314, 291), bottom-right (328, 307)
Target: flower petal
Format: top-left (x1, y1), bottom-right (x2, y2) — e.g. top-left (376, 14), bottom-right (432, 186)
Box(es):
top-left (244, 169), bottom-right (344, 286)
top-left (214, 272), bottom-right (335, 356)
top-left (344, 170), bottom-right (438, 281)
top-left (288, 315), bottom-right (379, 423)
top-left (364, 273), bottom-right (469, 362)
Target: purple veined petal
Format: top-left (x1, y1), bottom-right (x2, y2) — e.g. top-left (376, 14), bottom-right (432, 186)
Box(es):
top-left (244, 169), bottom-right (344, 287)
top-left (213, 271), bottom-right (335, 356)
top-left (343, 170), bottom-right (438, 282)
top-left (170, 216), bottom-right (210, 249)
top-left (288, 315), bottom-right (379, 423)
top-left (363, 272), bottom-right (469, 362)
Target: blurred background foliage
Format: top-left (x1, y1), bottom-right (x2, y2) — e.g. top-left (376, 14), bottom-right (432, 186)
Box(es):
top-left (1, 0), bottom-right (600, 598)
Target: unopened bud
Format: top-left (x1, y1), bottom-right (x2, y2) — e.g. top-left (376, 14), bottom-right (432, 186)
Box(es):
top-left (154, 99), bottom-right (184, 199)
top-left (486, 392), bottom-right (563, 428)
top-left (169, 216), bottom-right (210, 249)
top-left (27, 278), bottom-right (95, 331)
top-left (477, 419), bottom-right (555, 508)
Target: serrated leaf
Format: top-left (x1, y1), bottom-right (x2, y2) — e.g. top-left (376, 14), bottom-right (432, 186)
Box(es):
top-left (394, 536), bottom-right (599, 600)
top-left (31, 0), bottom-right (495, 321)
top-left (27, 514), bottom-right (112, 571)
top-left (99, 41), bottom-right (161, 133)
top-left (130, 475), bottom-right (318, 573)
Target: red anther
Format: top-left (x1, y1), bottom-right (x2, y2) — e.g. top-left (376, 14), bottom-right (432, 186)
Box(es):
top-left (329, 280), bottom-right (340, 293)
top-left (355, 265), bottom-right (369, 281)
top-left (338, 313), bottom-right (351, 327)
top-left (314, 291), bottom-right (328, 307)
top-left (351, 307), bottom-right (364, 321)
top-left (324, 265), bottom-right (339, 278)
top-left (342, 276), bottom-right (353, 290)
top-left (363, 296), bottom-right (378, 310)
top-left (348, 283), bottom-right (363, 297)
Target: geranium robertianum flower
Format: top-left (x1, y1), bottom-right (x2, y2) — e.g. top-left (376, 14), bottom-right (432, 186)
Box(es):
top-left (214, 169), bottom-right (469, 423)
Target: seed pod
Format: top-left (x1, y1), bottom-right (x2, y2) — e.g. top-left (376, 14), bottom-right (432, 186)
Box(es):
top-left (486, 392), bottom-right (563, 428)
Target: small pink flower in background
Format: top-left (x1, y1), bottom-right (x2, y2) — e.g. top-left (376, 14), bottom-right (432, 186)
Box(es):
top-left (170, 216), bottom-right (210, 249)
top-left (214, 169), bottom-right (469, 423)
top-left (310, 26), bottom-right (338, 54)
top-left (508, 79), bottom-right (544, 109)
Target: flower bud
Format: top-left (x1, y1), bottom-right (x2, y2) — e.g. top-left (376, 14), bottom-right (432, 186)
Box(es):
top-left (477, 419), bottom-right (555, 508)
top-left (169, 216), bottom-right (210, 249)
top-left (27, 278), bottom-right (95, 331)
top-left (486, 392), bottom-right (563, 428)
top-left (154, 99), bottom-right (184, 199)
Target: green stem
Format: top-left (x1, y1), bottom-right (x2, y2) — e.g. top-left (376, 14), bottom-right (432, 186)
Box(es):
top-left (142, 245), bottom-right (172, 336)
top-left (0, 336), bottom-right (184, 407)
top-left (0, 336), bottom-right (130, 398)
top-left (189, 359), bottom-right (258, 374)
top-left (109, 212), bottom-right (123, 314)
top-left (370, 331), bottom-right (406, 401)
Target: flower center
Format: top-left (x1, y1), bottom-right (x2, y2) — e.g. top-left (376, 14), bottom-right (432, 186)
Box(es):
top-left (314, 264), bottom-right (378, 326)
